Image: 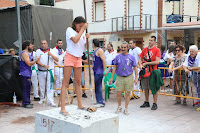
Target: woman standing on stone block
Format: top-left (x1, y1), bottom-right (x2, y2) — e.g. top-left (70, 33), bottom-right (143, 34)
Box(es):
top-left (60, 16), bottom-right (90, 116)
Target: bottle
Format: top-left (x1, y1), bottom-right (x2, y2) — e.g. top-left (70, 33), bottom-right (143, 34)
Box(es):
top-left (13, 92), bottom-right (17, 104)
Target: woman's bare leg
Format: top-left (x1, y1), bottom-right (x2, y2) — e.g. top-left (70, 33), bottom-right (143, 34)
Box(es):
top-left (73, 67), bottom-right (84, 108)
top-left (60, 66), bottom-right (73, 113)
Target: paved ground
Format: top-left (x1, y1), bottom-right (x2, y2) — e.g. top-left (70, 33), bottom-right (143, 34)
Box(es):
top-left (0, 91), bottom-right (200, 133)
top-left (1, 68), bottom-right (200, 133)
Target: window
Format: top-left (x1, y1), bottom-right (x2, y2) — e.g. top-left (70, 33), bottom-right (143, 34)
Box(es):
top-left (95, 2), bottom-right (104, 21)
top-left (40, 0), bottom-right (54, 6)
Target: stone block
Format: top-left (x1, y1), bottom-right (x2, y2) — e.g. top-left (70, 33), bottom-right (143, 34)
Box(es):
top-left (35, 105), bottom-right (119, 133)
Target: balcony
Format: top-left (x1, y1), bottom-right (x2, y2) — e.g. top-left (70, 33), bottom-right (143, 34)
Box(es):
top-left (166, 14), bottom-right (200, 24)
top-left (111, 14), bottom-right (152, 32)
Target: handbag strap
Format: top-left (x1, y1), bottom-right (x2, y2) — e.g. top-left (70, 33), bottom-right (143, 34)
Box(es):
top-left (147, 48), bottom-right (154, 70)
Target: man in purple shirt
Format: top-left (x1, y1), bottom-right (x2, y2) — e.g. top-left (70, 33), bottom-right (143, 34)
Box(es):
top-left (92, 39), bottom-right (106, 107)
top-left (109, 41), bottom-right (138, 115)
top-left (20, 41), bottom-right (40, 108)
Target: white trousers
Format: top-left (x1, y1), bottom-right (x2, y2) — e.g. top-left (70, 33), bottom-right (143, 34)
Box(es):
top-left (54, 67), bottom-right (63, 94)
top-left (31, 70), bottom-right (39, 98)
top-left (38, 71), bottom-right (54, 103)
top-left (131, 68), bottom-right (140, 97)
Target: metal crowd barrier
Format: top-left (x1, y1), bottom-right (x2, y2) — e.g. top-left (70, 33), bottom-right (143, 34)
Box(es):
top-left (158, 67), bottom-right (200, 100)
top-left (54, 65), bottom-right (200, 101)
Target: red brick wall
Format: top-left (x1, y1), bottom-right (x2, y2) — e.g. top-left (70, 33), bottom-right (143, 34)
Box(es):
top-left (92, 0), bottom-right (106, 21)
top-left (140, 0), bottom-right (143, 29)
top-left (124, 0), bottom-right (127, 30)
top-left (0, 0), bottom-right (27, 8)
top-left (157, 0), bottom-right (163, 48)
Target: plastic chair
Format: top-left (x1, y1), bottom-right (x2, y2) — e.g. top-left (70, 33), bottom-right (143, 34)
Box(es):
top-left (104, 72), bottom-right (117, 101)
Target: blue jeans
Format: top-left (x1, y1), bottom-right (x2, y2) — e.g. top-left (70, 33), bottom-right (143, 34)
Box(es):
top-left (81, 71), bottom-right (85, 86)
top-left (21, 76), bottom-right (31, 105)
top-left (193, 72), bottom-right (200, 102)
top-left (94, 73), bottom-right (105, 105)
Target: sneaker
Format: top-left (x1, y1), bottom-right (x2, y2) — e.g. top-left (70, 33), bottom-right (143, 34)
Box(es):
top-left (151, 103), bottom-right (158, 110)
top-left (54, 93), bottom-right (58, 97)
top-left (23, 104), bottom-right (33, 109)
top-left (38, 99), bottom-right (45, 104)
top-left (182, 101), bottom-right (187, 106)
top-left (165, 89), bottom-right (169, 92)
top-left (93, 103), bottom-right (105, 108)
top-left (140, 101), bottom-right (150, 108)
top-left (82, 93), bottom-right (87, 98)
top-left (165, 85), bottom-right (170, 88)
top-left (109, 90), bottom-right (114, 94)
top-left (115, 106), bottom-right (122, 114)
top-left (48, 102), bottom-right (56, 107)
top-left (160, 89), bottom-right (165, 93)
top-left (161, 89), bottom-right (169, 93)
top-left (34, 97), bottom-right (40, 101)
top-left (174, 101), bottom-right (181, 105)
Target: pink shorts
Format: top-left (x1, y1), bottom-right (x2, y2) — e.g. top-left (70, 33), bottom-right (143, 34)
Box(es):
top-left (64, 52), bottom-right (82, 67)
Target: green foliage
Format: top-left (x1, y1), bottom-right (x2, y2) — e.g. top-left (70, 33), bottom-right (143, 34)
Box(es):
top-left (40, 0), bottom-right (54, 6)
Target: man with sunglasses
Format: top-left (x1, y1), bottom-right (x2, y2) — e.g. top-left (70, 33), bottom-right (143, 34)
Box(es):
top-left (139, 36), bottom-right (161, 110)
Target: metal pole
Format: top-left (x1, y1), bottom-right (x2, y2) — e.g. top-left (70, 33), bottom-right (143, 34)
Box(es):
top-left (83, 0), bottom-right (93, 101)
top-left (112, 19), bottom-right (113, 32)
top-left (16, 0), bottom-right (22, 56)
top-left (116, 18), bottom-right (118, 32)
top-left (133, 16), bottom-right (134, 30)
top-left (122, 17), bottom-right (124, 31)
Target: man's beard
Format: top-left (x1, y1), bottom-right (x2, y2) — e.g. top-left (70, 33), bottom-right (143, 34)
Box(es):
top-left (28, 48), bottom-right (33, 52)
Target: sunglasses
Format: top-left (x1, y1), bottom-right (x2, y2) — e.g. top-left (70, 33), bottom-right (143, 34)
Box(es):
top-left (176, 49), bottom-right (180, 52)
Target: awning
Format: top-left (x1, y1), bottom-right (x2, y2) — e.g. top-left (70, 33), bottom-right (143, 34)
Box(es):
top-left (155, 21), bottom-right (200, 30)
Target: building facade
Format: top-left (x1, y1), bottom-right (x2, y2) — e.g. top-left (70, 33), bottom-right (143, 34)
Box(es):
top-left (54, 0), bottom-right (200, 50)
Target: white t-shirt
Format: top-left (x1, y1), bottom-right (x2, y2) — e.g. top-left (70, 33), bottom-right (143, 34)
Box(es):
top-left (160, 52), bottom-right (170, 63)
top-left (53, 47), bottom-right (65, 66)
top-left (104, 50), bottom-right (117, 65)
top-left (29, 51), bottom-right (38, 70)
top-left (66, 27), bottom-right (86, 57)
top-left (187, 50), bottom-right (190, 55)
top-left (183, 53), bottom-right (200, 67)
top-left (166, 50), bottom-right (174, 60)
top-left (129, 47), bottom-right (142, 64)
top-left (36, 48), bottom-right (56, 70)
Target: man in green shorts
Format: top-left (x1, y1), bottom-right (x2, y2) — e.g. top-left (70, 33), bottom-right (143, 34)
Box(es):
top-left (109, 41), bottom-right (138, 115)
